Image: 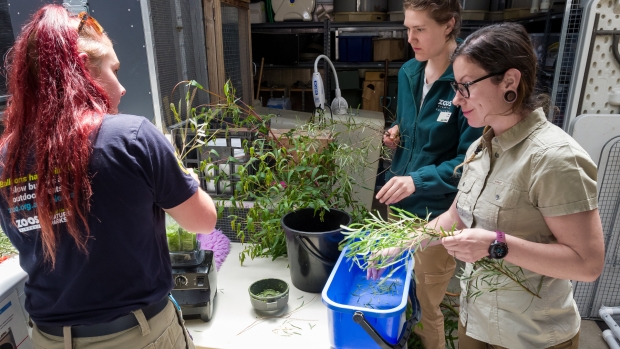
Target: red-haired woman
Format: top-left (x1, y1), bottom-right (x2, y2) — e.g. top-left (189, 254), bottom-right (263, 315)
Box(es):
top-left (0, 5), bottom-right (216, 349)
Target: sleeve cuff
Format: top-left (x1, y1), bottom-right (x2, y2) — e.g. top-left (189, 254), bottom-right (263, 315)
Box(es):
top-left (539, 197), bottom-right (598, 217)
top-left (410, 171), bottom-right (425, 194)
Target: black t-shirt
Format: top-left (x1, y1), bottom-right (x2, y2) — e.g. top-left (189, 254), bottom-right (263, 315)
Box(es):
top-left (0, 114), bottom-right (198, 326)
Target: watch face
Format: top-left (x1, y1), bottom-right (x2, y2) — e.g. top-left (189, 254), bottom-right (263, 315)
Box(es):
top-left (489, 243), bottom-right (509, 259)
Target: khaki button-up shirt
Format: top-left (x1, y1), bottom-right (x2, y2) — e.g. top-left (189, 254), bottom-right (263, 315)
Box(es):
top-left (457, 108), bottom-right (598, 349)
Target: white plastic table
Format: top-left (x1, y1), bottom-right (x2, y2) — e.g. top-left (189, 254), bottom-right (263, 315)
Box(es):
top-left (185, 242), bottom-right (332, 349)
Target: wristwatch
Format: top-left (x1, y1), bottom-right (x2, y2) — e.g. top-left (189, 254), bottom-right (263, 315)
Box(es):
top-left (488, 231), bottom-right (509, 259)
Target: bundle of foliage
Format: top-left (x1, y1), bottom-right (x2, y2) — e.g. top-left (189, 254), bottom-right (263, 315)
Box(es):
top-left (341, 207), bottom-right (543, 300)
top-left (169, 80), bottom-right (386, 264)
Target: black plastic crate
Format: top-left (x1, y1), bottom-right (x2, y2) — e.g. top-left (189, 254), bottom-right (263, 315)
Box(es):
top-left (172, 128), bottom-right (256, 199)
top-left (214, 206), bottom-right (250, 242)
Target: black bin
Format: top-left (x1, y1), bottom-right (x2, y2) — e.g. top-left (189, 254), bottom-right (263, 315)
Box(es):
top-left (281, 208), bottom-right (352, 293)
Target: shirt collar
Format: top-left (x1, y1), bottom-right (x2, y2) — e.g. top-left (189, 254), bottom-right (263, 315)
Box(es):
top-left (491, 108), bottom-right (548, 152)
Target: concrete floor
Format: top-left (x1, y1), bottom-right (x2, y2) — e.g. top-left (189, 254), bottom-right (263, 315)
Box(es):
top-left (579, 320), bottom-right (608, 349)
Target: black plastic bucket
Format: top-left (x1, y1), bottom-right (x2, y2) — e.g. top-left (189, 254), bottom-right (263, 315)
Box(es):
top-left (281, 208), bottom-right (352, 293)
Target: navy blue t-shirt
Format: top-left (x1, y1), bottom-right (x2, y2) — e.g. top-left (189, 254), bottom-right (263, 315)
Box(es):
top-left (0, 114), bottom-right (198, 326)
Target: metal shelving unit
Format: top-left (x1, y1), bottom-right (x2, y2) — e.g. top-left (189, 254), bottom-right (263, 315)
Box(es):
top-left (250, 12), bottom-right (564, 110)
top-left (251, 20), bottom-right (407, 102)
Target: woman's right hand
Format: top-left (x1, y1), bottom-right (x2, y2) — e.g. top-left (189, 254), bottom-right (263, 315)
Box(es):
top-left (383, 126), bottom-right (400, 150)
top-left (366, 246), bottom-right (405, 280)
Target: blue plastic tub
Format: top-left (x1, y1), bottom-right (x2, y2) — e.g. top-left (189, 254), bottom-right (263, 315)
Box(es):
top-left (338, 36), bottom-right (373, 62)
top-left (321, 246), bottom-right (419, 349)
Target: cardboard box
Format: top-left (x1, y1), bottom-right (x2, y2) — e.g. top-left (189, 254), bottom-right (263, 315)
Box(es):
top-left (461, 10), bottom-right (487, 20)
top-left (334, 12), bottom-right (387, 22)
top-left (269, 129), bottom-right (333, 162)
top-left (373, 38), bottom-right (406, 62)
top-left (365, 71), bottom-right (386, 81)
top-left (362, 80), bottom-right (384, 112)
top-left (503, 8), bottom-right (530, 19)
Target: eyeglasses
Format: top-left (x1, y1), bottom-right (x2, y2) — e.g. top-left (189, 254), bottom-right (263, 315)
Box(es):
top-left (450, 71), bottom-right (507, 99)
top-left (77, 12), bottom-right (103, 35)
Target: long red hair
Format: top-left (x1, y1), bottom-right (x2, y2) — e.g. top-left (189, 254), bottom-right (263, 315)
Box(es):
top-left (2, 5), bottom-right (110, 268)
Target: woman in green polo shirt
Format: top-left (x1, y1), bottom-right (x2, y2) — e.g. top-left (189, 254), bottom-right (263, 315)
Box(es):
top-left (435, 23), bottom-right (604, 348)
top-left (376, 0), bottom-right (482, 347)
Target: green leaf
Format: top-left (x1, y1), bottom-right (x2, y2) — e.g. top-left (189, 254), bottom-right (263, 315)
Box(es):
top-left (189, 80), bottom-right (204, 90)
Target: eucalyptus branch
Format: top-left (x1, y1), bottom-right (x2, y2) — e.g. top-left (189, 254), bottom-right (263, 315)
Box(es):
top-left (340, 207), bottom-right (449, 272)
top-left (340, 207), bottom-right (542, 299)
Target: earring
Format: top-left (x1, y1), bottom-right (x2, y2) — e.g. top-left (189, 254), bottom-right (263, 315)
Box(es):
top-left (504, 90), bottom-right (517, 103)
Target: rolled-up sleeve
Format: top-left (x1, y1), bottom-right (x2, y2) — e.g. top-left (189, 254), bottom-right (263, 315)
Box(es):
top-left (529, 144), bottom-right (598, 217)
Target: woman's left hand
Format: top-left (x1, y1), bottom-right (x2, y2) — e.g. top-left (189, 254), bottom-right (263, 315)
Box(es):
top-left (441, 229), bottom-right (496, 263)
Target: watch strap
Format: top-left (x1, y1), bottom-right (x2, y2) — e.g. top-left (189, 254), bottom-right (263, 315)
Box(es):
top-left (495, 231), bottom-right (506, 243)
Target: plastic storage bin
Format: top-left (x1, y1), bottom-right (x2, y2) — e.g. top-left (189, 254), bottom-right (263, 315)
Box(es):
top-left (322, 246), bottom-right (420, 349)
top-left (170, 127), bottom-right (256, 198)
top-left (338, 35), bottom-right (373, 62)
top-left (266, 97), bottom-right (292, 110)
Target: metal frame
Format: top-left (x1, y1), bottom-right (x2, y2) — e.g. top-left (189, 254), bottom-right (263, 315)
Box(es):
top-left (548, 0), bottom-right (584, 127)
top-left (570, 113), bottom-right (620, 318)
top-left (140, 0), bottom-right (165, 131)
top-left (62, 0), bottom-right (88, 14)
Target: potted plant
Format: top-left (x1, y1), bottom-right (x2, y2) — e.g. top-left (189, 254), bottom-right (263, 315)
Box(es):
top-left (169, 80), bottom-right (386, 291)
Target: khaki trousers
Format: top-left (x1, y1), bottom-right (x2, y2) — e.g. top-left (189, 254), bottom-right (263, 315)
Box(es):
top-left (387, 207), bottom-right (456, 349)
top-left (458, 321), bottom-right (580, 349)
top-left (413, 243), bottom-right (456, 349)
top-left (31, 300), bottom-right (195, 349)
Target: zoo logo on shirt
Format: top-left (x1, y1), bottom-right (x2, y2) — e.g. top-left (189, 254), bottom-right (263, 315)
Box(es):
top-left (436, 99), bottom-right (453, 123)
top-left (436, 99), bottom-right (452, 112)
top-left (2, 171), bottom-right (69, 232)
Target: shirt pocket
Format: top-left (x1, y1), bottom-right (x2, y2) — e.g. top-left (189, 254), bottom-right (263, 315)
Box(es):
top-left (479, 182), bottom-right (521, 232)
top-left (456, 176), bottom-right (478, 227)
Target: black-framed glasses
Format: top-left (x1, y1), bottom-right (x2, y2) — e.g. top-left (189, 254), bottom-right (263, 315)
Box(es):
top-left (450, 71), bottom-right (507, 98)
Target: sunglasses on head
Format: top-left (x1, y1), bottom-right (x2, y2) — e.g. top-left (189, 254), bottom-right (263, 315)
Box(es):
top-left (77, 11), bottom-right (103, 35)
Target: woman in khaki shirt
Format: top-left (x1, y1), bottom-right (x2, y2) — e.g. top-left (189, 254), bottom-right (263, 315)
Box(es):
top-left (372, 23), bottom-right (605, 349)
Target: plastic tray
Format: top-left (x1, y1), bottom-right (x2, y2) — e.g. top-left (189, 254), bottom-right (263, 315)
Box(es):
top-left (321, 246), bottom-right (417, 349)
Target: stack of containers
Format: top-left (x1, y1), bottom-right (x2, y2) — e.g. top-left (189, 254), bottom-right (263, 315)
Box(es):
top-left (333, 0), bottom-right (388, 21)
